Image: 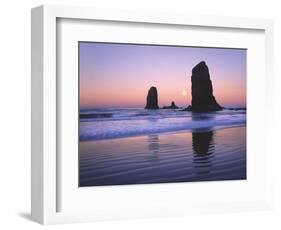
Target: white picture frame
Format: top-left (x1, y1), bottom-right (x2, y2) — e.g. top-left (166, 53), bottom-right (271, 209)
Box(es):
top-left (31, 5), bottom-right (274, 225)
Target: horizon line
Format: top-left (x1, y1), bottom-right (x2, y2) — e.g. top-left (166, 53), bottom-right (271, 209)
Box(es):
top-left (80, 105), bottom-right (247, 110)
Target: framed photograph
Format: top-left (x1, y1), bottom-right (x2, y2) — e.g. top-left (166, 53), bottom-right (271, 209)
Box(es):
top-left (31, 5), bottom-right (274, 224)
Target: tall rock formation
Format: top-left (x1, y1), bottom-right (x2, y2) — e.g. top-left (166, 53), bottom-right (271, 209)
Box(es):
top-left (190, 61), bottom-right (222, 112)
top-left (145, 86), bottom-right (159, 109)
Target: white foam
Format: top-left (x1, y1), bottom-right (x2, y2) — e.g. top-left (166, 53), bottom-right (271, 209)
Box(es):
top-left (80, 109), bottom-right (246, 141)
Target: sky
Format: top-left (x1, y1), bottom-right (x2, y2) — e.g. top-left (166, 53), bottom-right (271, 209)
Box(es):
top-left (79, 42), bottom-right (246, 109)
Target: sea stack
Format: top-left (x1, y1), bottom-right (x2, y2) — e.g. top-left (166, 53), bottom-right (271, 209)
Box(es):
top-left (189, 61), bottom-right (222, 112)
top-left (162, 101), bottom-right (179, 109)
top-left (145, 86), bottom-right (159, 109)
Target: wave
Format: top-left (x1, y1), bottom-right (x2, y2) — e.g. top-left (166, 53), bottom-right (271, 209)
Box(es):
top-left (80, 113), bottom-right (113, 119)
top-left (80, 108), bottom-right (245, 122)
top-left (80, 108), bottom-right (246, 141)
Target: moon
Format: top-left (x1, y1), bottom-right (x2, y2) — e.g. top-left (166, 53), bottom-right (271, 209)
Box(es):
top-left (181, 90), bottom-right (187, 96)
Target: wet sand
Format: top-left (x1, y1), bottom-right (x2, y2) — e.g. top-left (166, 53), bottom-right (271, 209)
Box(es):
top-left (79, 126), bottom-right (246, 187)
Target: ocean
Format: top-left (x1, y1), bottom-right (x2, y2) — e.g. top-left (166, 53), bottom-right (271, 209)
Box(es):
top-left (79, 108), bottom-right (246, 186)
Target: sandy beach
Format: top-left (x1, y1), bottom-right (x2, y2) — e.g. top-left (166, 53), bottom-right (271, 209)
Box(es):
top-left (79, 126), bottom-right (246, 187)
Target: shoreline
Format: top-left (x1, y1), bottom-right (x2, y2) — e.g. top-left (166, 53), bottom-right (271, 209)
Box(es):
top-left (80, 124), bottom-right (246, 142)
top-left (79, 126), bottom-right (246, 186)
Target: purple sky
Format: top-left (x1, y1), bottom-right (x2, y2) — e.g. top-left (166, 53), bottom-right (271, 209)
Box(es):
top-left (79, 42), bottom-right (246, 109)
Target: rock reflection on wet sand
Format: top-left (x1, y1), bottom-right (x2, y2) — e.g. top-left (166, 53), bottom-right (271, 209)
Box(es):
top-left (79, 127), bottom-right (246, 187)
